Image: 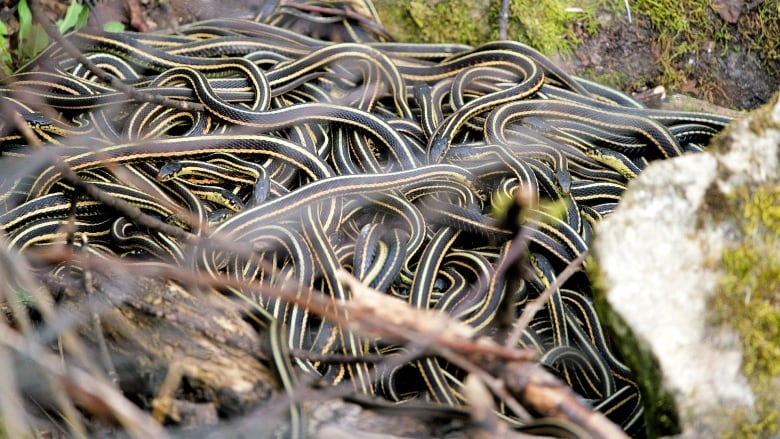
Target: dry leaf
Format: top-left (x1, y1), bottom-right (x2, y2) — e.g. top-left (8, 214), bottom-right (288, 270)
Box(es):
top-left (711, 0), bottom-right (743, 23)
top-left (681, 79), bottom-right (699, 94)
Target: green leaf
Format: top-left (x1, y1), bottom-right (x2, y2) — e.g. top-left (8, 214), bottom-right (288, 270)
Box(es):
top-left (17, 0), bottom-right (33, 46)
top-left (0, 21), bottom-right (12, 74)
top-left (103, 21), bottom-right (126, 33)
top-left (21, 23), bottom-right (49, 60)
top-left (17, 0), bottom-right (49, 61)
top-left (57, 0), bottom-right (89, 33)
top-left (75, 2), bottom-right (90, 30)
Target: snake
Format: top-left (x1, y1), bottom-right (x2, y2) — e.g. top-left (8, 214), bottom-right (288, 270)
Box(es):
top-left (0, 3), bottom-right (734, 436)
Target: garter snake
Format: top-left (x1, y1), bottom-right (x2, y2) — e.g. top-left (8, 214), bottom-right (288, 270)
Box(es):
top-left (26, 134), bottom-right (335, 200)
top-left (1, 15), bottom-right (736, 436)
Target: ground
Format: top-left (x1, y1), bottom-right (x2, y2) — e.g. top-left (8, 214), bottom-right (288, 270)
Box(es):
top-left (2, 0), bottom-right (776, 110)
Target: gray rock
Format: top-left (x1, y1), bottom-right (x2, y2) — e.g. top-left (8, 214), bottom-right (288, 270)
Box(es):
top-left (592, 94), bottom-right (780, 437)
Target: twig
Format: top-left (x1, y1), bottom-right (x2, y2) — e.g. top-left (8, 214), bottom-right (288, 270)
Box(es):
top-left (440, 347), bottom-right (531, 420)
top-left (504, 250), bottom-right (588, 349)
top-left (499, 0), bottom-right (510, 40)
top-left (0, 345), bottom-right (32, 438)
top-left (624, 0), bottom-right (632, 24)
top-left (0, 320), bottom-right (168, 439)
top-left (337, 269), bottom-right (538, 363)
top-left (501, 360), bottom-right (629, 439)
top-left (80, 235), bottom-right (119, 386)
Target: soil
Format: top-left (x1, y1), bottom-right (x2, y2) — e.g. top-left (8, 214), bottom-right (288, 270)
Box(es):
top-left (4, 0), bottom-right (775, 111)
top-left (562, 10), bottom-right (778, 111)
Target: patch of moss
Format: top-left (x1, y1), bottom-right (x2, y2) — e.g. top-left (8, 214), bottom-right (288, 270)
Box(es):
top-left (632, 0), bottom-right (715, 93)
top-left (737, 1), bottom-right (780, 62)
top-left (374, 0), bottom-right (612, 55)
top-left (376, 0), bottom-right (491, 46)
top-left (501, 0), bottom-right (602, 55)
top-left (587, 255), bottom-right (680, 438)
top-left (632, 0), bottom-right (780, 106)
top-left (708, 182), bottom-right (780, 439)
top-left (578, 67), bottom-right (631, 91)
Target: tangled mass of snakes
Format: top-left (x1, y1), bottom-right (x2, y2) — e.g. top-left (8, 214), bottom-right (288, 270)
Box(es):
top-left (0, 1), bottom-right (732, 436)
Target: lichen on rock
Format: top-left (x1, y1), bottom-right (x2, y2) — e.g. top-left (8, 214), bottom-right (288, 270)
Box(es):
top-left (592, 93), bottom-right (780, 437)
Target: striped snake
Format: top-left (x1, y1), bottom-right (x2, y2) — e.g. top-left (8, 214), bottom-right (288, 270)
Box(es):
top-left (0, 2), bottom-right (732, 436)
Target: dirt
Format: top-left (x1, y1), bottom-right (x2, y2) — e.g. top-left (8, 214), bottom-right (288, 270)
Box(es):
top-left (562, 10), bottom-right (777, 111)
top-left (3, 0), bottom-right (775, 111)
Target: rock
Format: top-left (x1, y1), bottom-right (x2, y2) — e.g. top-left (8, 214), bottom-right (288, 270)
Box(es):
top-left (591, 93), bottom-right (780, 438)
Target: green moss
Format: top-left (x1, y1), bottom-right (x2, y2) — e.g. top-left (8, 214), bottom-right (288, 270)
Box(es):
top-left (587, 255), bottom-right (680, 438)
top-left (578, 67), bottom-right (630, 90)
top-left (374, 0), bottom-right (611, 54)
top-left (632, 0), bottom-right (780, 105)
top-left (502, 0), bottom-right (600, 55)
top-left (632, 0), bottom-right (714, 92)
top-left (737, 1), bottom-right (780, 62)
top-left (375, 0), bottom-right (488, 46)
top-left (708, 182), bottom-right (780, 439)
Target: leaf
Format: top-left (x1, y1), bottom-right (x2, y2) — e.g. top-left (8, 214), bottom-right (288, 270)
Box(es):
top-left (681, 79), bottom-right (699, 94)
top-left (17, 0), bottom-right (49, 61)
top-left (75, 2), bottom-right (90, 30)
top-left (57, 0), bottom-right (89, 33)
top-left (711, 0), bottom-right (743, 23)
top-left (17, 0), bottom-right (33, 46)
top-left (103, 21), bottom-right (126, 33)
top-left (21, 23), bottom-right (49, 60)
top-left (0, 21), bottom-right (12, 74)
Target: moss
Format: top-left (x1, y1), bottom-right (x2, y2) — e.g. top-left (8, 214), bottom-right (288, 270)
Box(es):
top-left (737, 1), bottom-right (780, 62)
top-left (631, 0), bottom-right (780, 105)
top-left (374, 0), bottom-right (611, 55)
top-left (707, 182), bottom-right (780, 439)
top-left (587, 255), bottom-right (681, 438)
top-left (501, 0), bottom-right (602, 55)
top-left (374, 0), bottom-right (492, 46)
top-left (632, 0), bottom-right (715, 93)
top-left (578, 67), bottom-right (630, 90)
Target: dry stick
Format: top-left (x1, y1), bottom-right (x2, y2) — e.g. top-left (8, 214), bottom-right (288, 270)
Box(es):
top-left (461, 374), bottom-right (523, 439)
top-left (29, 245), bottom-right (539, 366)
top-left (337, 269), bottom-right (537, 362)
top-left (80, 235), bottom-right (120, 387)
top-left (495, 249), bottom-right (633, 438)
top-left (28, 0), bottom-right (204, 114)
top-left (501, 360), bottom-right (629, 439)
top-left (11, 117), bottom-right (109, 439)
top-left (499, 0), bottom-right (511, 40)
top-left (624, 0), bottom-right (633, 24)
top-left (504, 250), bottom-right (588, 349)
top-left (34, 237), bottom-right (436, 433)
top-left (0, 238), bottom-right (50, 439)
top-left (0, 242), bottom-right (90, 439)
top-left (0, 345), bottom-right (31, 439)
top-left (338, 271), bottom-right (628, 432)
top-left (0, 320), bottom-right (168, 439)
top-left (31, 236), bottom-right (542, 436)
top-left (438, 347), bottom-right (532, 421)
top-left (30, 248), bottom-right (490, 433)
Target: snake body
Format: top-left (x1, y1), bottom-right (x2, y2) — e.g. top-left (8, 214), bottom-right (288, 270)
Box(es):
top-left (0, 3), bottom-right (732, 436)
